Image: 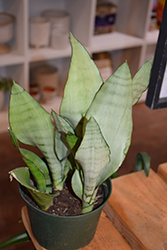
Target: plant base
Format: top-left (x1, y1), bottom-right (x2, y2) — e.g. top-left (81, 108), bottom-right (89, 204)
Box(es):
top-left (19, 179), bottom-right (111, 250)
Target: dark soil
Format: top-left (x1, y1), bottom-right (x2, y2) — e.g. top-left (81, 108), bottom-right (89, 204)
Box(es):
top-left (24, 181), bottom-right (105, 216)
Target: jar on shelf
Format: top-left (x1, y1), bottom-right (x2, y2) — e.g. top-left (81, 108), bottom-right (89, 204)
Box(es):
top-left (157, 0), bottom-right (165, 29)
top-left (31, 64), bottom-right (59, 103)
top-left (29, 17), bottom-right (50, 48)
top-left (41, 9), bottom-right (70, 50)
top-left (94, 1), bottom-right (117, 35)
top-left (29, 83), bottom-right (41, 102)
top-left (92, 52), bottom-right (113, 82)
top-left (0, 12), bottom-right (15, 54)
top-left (149, 0), bottom-right (158, 31)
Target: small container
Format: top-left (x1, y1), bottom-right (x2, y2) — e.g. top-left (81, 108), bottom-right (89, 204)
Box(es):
top-left (93, 52), bottom-right (113, 82)
top-left (29, 17), bottom-right (50, 48)
top-left (42, 9), bottom-right (70, 31)
top-left (94, 2), bottom-right (117, 35)
top-left (29, 85), bottom-right (41, 102)
top-left (42, 86), bottom-right (57, 103)
top-left (0, 12), bottom-right (15, 54)
top-left (32, 64), bottom-right (59, 93)
top-left (51, 29), bottom-right (69, 50)
top-left (42, 9), bottom-right (70, 49)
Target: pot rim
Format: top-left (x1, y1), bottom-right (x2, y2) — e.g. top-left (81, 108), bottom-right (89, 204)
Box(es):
top-left (0, 12), bottom-right (15, 26)
top-left (19, 178), bottom-right (112, 219)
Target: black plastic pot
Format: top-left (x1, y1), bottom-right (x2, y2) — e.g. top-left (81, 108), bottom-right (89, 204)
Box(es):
top-left (19, 178), bottom-right (112, 250)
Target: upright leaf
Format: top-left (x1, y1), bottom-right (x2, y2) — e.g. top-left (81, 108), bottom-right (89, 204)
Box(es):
top-left (132, 59), bottom-right (152, 105)
top-left (86, 62), bottom-right (133, 185)
top-left (60, 33), bottom-right (103, 128)
top-left (9, 82), bottom-right (63, 190)
top-left (75, 116), bottom-right (110, 213)
top-left (71, 169), bottom-right (83, 200)
top-left (8, 128), bottom-right (52, 193)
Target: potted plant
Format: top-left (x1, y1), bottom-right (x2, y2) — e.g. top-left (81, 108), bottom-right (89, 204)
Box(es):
top-left (7, 34), bottom-right (151, 250)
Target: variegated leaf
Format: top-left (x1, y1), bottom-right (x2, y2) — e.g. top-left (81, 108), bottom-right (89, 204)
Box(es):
top-left (132, 59), bottom-right (152, 105)
top-left (9, 167), bottom-right (57, 210)
top-left (86, 62), bottom-right (133, 186)
top-left (9, 82), bottom-right (63, 190)
top-left (60, 33), bottom-right (103, 128)
top-left (75, 116), bottom-right (110, 212)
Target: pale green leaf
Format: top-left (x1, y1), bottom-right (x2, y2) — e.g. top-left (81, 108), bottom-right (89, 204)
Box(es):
top-left (55, 129), bottom-right (68, 161)
top-left (9, 167), bottom-right (56, 210)
top-left (66, 132), bottom-right (78, 150)
top-left (62, 158), bottom-right (72, 181)
top-left (75, 117), bottom-right (110, 205)
top-left (60, 33), bottom-right (103, 128)
top-left (71, 169), bottom-right (83, 200)
top-left (51, 109), bottom-right (74, 133)
top-left (86, 62), bottom-right (133, 185)
top-left (8, 128), bottom-right (51, 193)
top-left (132, 59), bottom-right (152, 105)
top-left (9, 82), bottom-right (63, 189)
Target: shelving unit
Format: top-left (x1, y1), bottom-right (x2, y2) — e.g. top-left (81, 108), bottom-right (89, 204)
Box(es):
top-left (0, 0), bottom-right (159, 133)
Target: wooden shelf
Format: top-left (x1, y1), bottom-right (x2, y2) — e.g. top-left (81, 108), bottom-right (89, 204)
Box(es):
top-left (104, 168), bottom-right (167, 250)
top-left (29, 46), bottom-right (72, 62)
top-left (91, 32), bottom-right (144, 53)
top-left (21, 163), bottom-right (167, 250)
top-left (0, 51), bottom-right (25, 67)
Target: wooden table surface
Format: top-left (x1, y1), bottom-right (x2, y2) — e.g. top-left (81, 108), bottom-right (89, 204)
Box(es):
top-left (22, 163), bottom-right (167, 250)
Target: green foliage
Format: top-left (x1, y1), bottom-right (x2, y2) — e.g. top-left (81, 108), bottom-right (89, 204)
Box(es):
top-left (135, 152), bottom-right (151, 177)
top-left (0, 231), bottom-right (30, 249)
top-left (0, 77), bottom-right (13, 92)
top-left (8, 33), bottom-right (152, 213)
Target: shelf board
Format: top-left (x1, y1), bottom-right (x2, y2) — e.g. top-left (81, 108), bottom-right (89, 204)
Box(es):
top-left (90, 32), bottom-right (144, 53)
top-left (0, 50), bottom-right (25, 67)
top-left (29, 46), bottom-right (72, 62)
top-left (146, 30), bottom-right (159, 45)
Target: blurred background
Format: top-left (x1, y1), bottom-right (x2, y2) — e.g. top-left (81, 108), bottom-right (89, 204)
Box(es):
top-left (1, 0), bottom-right (167, 249)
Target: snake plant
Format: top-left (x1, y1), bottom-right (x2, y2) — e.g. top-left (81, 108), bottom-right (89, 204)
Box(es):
top-left (9, 34), bottom-right (152, 213)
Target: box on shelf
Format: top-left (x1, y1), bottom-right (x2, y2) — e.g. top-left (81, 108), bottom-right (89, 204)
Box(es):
top-left (149, 0), bottom-right (158, 31)
top-left (157, 0), bottom-right (165, 29)
top-left (94, 1), bottom-right (117, 35)
top-left (92, 52), bottom-right (113, 82)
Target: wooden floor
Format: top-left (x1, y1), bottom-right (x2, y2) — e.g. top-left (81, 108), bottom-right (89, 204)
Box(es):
top-left (0, 102), bottom-right (167, 249)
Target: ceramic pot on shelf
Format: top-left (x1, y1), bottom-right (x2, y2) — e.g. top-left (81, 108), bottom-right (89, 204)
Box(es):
top-left (29, 17), bottom-right (50, 48)
top-left (42, 9), bottom-right (70, 50)
top-left (31, 64), bottom-right (59, 103)
top-left (0, 12), bottom-right (15, 54)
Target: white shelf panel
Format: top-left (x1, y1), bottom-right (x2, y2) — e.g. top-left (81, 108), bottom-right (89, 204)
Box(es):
top-left (29, 46), bottom-right (72, 62)
top-left (90, 32), bottom-right (144, 53)
top-left (0, 50), bottom-right (25, 67)
top-left (146, 30), bottom-right (159, 45)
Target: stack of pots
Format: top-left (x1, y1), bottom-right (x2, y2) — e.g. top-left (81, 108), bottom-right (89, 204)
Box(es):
top-left (29, 9), bottom-right (70, 50)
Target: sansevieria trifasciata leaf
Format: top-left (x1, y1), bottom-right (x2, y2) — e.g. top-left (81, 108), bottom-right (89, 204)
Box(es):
top-left (75, 116), bottom-right (110, 213)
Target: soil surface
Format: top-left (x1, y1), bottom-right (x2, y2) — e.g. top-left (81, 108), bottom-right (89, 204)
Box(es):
top-left (24, 181), bottom-right (105, 216)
